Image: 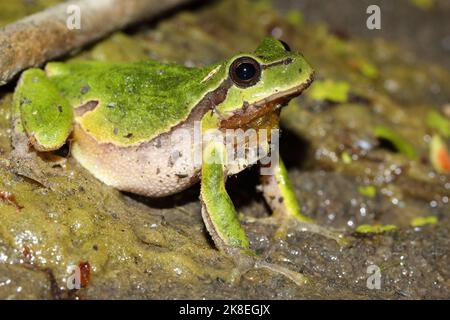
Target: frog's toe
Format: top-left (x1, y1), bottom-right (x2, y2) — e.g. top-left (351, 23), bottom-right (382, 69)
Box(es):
top-left (243, 215), bottom-right (347, 246)
top-left (226, 250), bottom-right (308, 287)
top-left (9, 139), bottom-right (68, 190)
top-left (274, 218), bottom-right (347, 246)
top-left (254, 259), bottom-right (308, 286)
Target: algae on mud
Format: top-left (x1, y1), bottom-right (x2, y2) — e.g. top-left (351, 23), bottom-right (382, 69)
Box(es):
top-left (0, 0), bottom-right (450, 299)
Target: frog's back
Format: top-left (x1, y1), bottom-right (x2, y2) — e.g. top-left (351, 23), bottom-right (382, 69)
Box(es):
top-left (46, 60), bottom-right (225, 146)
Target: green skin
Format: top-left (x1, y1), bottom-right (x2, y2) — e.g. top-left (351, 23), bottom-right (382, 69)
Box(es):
top-left (12, 37), bottom-right (314, 262)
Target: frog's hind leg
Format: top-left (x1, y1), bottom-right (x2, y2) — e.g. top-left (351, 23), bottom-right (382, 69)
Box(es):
top-left (260, 157), bottom-right (345, 244)
top-left (10, 68), bottom-right (73, 185)
top-left (12, 68), bottom-right (73, 152)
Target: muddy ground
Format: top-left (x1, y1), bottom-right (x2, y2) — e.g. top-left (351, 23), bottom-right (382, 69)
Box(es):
top-left (0, 0), bottom-right (449, 299)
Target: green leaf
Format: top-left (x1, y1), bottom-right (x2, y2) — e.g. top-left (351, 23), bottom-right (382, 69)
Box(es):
top-left (374, 126), bottom-right (416, 160)
top-left (307, 80), bottom-right (350, 103)
top-left (356, 224), bottom-right (397, 234)
top-left (426, 111), bottom-right (450, 138)
top-left (411, 216), bottom-right (438, 227)
top-left (358, 185), bottom-right (377, 198)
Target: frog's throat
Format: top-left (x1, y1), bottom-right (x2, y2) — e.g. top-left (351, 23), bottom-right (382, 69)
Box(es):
top-left (219, 72), bottom-right (315, 129)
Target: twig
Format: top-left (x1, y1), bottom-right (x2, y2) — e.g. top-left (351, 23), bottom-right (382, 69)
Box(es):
top-left (0, 0), bottom-right (194, 86)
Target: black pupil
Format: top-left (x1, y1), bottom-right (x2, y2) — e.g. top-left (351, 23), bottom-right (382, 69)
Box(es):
top-left (235, 63), bottom-right (256, 81)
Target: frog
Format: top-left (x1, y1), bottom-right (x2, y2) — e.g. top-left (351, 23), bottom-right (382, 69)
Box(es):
top-left (11, 37), bottom-right (316, 282)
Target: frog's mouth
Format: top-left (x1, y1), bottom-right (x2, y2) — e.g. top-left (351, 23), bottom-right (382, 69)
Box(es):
top-left (219, 72), bottom-right (314, 129)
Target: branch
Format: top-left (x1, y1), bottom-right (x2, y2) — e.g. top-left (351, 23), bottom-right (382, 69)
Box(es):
top-left (0, 0), bottom-right (194, 86)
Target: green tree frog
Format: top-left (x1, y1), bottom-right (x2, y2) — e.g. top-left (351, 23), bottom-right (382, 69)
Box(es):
top-left (12, 37), bottom-right (314, 273)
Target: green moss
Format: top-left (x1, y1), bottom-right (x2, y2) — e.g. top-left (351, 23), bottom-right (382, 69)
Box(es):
top-left (307, 80), bottom-right (350, 103)
top-left (0, 162), bottom-right (235, 296)
top-left (411, 216), bottom-right (438, 227)
top-left (357, 185), bottom-right (377, 198)
top-left (374, 126), bottom-right (417, 160)
top-left (409, 0), bottom-right (435, 10)
top-left (285, 10), bottom-right (304, 26)
top-left (356, 224), bottom-right (397, 234)
top-left (426, 111), bottom-right (450, 138)
top-left (358, 60), bottom-right (379, 79)
top-left (341, 151), bottom-right (352, 164)
top-left (88, 33), bottom-right (150, 62)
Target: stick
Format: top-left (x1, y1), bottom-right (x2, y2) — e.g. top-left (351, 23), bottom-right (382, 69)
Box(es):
top-left (0, 0), bottom-right (194, 86)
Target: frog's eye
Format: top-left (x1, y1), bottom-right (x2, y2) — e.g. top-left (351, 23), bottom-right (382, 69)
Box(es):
top-left (279, 40), bottom-right (291, 52)
top-left (229, 57), bottom-right (261, 88)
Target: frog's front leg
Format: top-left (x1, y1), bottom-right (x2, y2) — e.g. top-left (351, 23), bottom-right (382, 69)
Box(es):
top-left (200, 139), bottom-right (308, 285)
top-left (199, 117), bottom-right (308, 285)
top-left (200, 139), bottom-right (252, 257)
top-left (260, 157), bottom-right (312, 222)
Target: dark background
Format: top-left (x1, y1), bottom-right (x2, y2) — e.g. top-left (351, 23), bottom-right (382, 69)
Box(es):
top-left (275, 0), bottom-right (450, 69)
